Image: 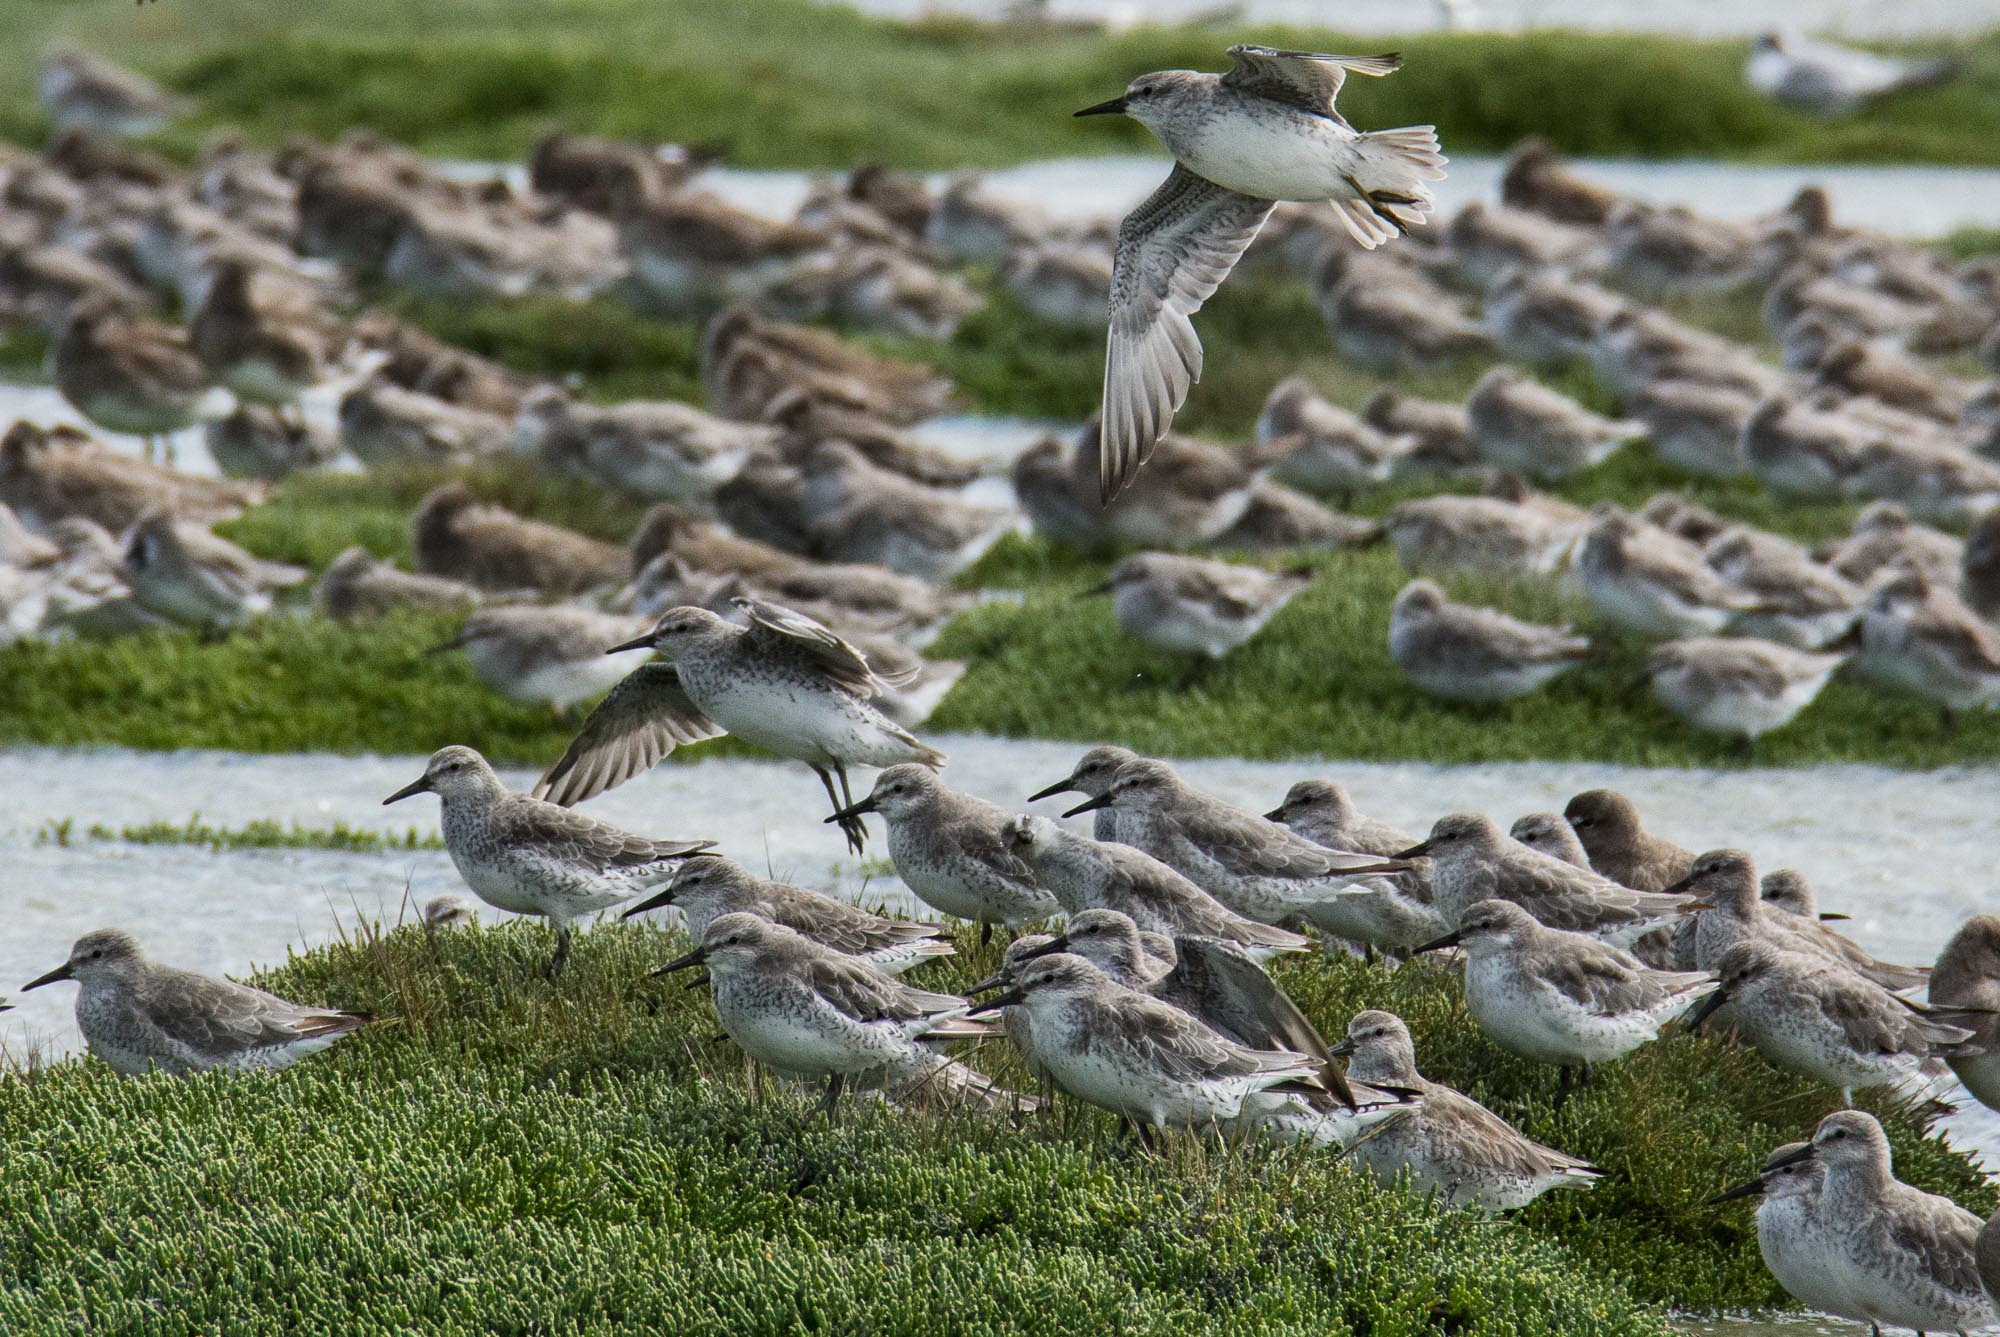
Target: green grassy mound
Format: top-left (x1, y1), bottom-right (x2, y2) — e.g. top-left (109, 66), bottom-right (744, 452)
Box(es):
top-left (0, 920), bottom-right (1985, 1332)
top-left (6, 0), bottom-right (2000, 166)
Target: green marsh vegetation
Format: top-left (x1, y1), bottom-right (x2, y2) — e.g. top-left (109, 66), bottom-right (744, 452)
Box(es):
top-left (34, 815), bottom-right (442, 852)
top-left (0, 918), bottom-right (1984, 1331)
top-left (5, 0), bottom-right (2000, 167)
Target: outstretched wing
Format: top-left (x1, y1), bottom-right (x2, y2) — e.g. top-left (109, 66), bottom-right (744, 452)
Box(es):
top-left (734, 595), bottom-right (883, 697)
top-left (534, 663), bottom-right (724, 807)
top-left (1099, 165), bottom-right (1274, 501)
top-left (1221, 46), bottom-right (1401, 120)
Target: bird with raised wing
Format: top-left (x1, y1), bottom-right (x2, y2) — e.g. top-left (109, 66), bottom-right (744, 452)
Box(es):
top-left (535, 598), bottom-right (944, 852)
top-left (1075, 46), bottom-right (1444, 499)
top-left (1020, 908), bottom-right (1357, 1107)
top-left (968, 951), bottom-right (1324, 1140)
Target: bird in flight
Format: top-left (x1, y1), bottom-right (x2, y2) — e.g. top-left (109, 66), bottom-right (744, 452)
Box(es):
top-left (1074, 45), bottom-right (1445, 501)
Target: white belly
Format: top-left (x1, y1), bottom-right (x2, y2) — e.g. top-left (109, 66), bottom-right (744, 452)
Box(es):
top-left (1180, 119), bottom-right (1351, 203)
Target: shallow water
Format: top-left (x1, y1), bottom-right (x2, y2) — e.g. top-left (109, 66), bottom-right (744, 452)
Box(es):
top-left (2, 737), bottom-right (1996, 1166)
top-left (835, 0), bottom-right (1992, 39)
top-left (0, 378), bottom-right (352, 479)
top-left (704, 152), bottom-right (2000, 241)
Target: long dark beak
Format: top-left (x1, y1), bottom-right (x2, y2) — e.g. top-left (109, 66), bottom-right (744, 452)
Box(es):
top-left (1390, 841), bottom-right (1432, 860)
top-left (605, 634), bottom-right (655, 656)
top-left (621, 886), bottom-right (679, 920)
top-left (1684, 986), bottom-right (1731, 1033)
top-left (1340, 861), bottom-right (1417, 877)
top-left (1077, 581), bottom-right (1113, 599)
top-left (1074, 96), bottom-right (1128, 118)
top-left (423, 635), bottom-right (466, 657)
top-left (1325, 1036), bottom-right (1358, 1058)
top-left (1020, 935), bottom-right (1069, 961)
top-left (1705, 1174), bottom-right (1769, 1205)
top-left (825, 796), bottom-right (879, 825)
top-left (1027, 776), bottom-right (1079, 803)
top-left (967, 987), bottom-right (1025, 1016)
top-left (1762, 1143), bottom-right (1816, 1172)
top-left (650, 946), bottom-right (707, 977)
top-left (1660, 871), bottom-right (1700, 897)
top-left (1063, 793), bottom-right (1114, 818)
top-left (1817, 912), bottom-right (1850, 922)
top-left (382, 776), bottom-right (431, 805)
top-left (1411, 929), bottom-right (1462, 955)
top-left (1262, 806), bottom-right (1286, 822)
top-left (965, 971), bottom-right (1010, 995)
top-left (22, 961), bottom-right (74, 991)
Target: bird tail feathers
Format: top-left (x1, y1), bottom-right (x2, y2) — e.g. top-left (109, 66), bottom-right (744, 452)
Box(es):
top-left (1332, 126), bottom-right (1446, 248)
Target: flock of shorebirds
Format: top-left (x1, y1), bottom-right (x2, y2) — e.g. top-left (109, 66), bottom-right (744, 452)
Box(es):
top-left (7, 39), bottom-right (2000, 1333)
top-left (5, 50), bottom-right (2000, 751)
top-left (15, 735), bottom-right (2000, 1331)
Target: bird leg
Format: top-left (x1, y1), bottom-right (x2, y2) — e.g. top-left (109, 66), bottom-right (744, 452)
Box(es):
top-left (1556, 1065), bottom-right (1574, 1107)
top-left (546, 924), bottom-right (573, 977)
top-left (821, 1072), bottom-right (845, 1116)
top-left (978, 921), bottom-right (993, 950)
top-left (814, 765), bottom-right (868, 855)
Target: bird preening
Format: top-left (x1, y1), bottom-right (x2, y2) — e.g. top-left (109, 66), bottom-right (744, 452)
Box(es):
top-left (1074, 45), bottom-right (1446, 502)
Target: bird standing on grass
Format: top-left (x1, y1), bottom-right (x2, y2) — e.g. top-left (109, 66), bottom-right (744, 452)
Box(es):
top-left (21, 929), bottom-right (371, 1075)
top-left (385, 745), bottom-right (713, 974)
top-left (1075, 46), bottom-right (1444, 499)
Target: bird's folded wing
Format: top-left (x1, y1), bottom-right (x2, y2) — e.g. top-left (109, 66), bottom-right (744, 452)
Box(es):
top-left (771, 890), bottom-right (912, 957)
top-left (1100, 166), bottom-right (1274, 501)
top-left (1178, 800), bottom-right (1369, 880)
top-left (1114, 993), bottom-right (1267, 1082)
top-left (949, 811), bottom-right (1043, 891)
top-left (734, 594), bottom-right (883, 696)
top-left (137, 972), bottom-right (358, 1056)
top-left (1878, 1200), bottom-right (1982, 1297)
top-left (1426, 1086), bottom-right (1585, 1176)
top-left (808, 953), bottom-right (926, 1024)
top-left (1815, 974), bottom-right (1910, 1054)
top-left (1542, 944), bottom-right (1653, 1015)
top-left (1222, 45), bottom-right (1401, 118)
top-left (507, 793), bottom-right (710, 870)
top-left (534, 663), bottom-right (723, 807)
